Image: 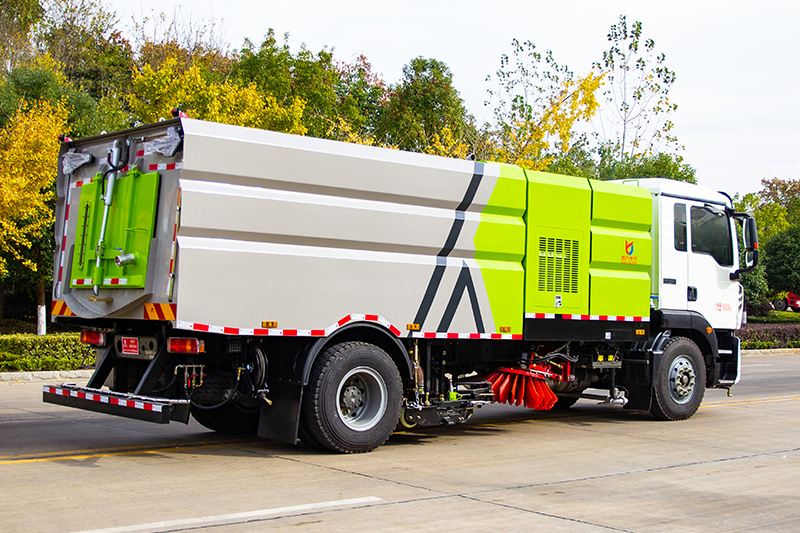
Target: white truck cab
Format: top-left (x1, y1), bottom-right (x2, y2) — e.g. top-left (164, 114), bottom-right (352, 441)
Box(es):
top-left (634, 179), bottom-right (745, 330)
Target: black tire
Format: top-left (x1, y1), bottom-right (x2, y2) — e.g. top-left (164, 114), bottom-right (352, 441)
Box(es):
top-left (302, 341), bottom-right (402, 453)
top-left (297, 417), bottom-right (324, 449)
top-left (774, 298), bottom-right (789, 312)
top-left (650, 337), bottom-right (706, 421)
top-left (190, 401), bottom-right (261, 434)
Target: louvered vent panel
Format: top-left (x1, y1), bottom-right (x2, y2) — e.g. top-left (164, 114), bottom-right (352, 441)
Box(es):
top-left (537, 236), bottom-right (579, 294)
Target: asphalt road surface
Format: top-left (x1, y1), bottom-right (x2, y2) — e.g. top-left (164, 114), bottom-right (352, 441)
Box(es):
top-left (1, 353), bottom-right (798, 532)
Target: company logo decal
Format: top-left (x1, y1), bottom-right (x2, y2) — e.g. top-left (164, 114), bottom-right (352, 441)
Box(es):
top-left (622, 240), bottom-right (638, 265)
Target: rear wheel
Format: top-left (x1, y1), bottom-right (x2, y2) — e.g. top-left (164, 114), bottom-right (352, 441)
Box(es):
top-left (650, 337), bottom-right (706, 421)
top-left (302, 342), bottom-right (402, 453)
top-left (774, 298), bottom-right (789, 312)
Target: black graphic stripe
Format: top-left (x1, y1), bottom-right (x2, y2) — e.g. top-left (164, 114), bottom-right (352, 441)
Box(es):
top-left (412, 162), bottom-right (484, 327)
top-left (437, 263), bottom-right (485, 333)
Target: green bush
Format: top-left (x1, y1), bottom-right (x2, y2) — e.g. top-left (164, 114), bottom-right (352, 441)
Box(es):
top-left (747, 311), bottom-right (800, 323)
top-left (738, 322), bottom-right (800, 350)
top-left (0, 333), bottom-right (94, 371)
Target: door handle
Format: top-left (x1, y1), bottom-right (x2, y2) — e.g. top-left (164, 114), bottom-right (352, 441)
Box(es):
top-left (688, 286), bottom-right (698, 302)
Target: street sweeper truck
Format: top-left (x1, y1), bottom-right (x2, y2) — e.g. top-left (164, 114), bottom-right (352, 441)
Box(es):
top-left (44, 117), bottom-right (759, 453)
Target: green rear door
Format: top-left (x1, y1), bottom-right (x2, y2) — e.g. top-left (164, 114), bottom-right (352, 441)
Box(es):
top-left (70, 169), bottom-right (160, 289)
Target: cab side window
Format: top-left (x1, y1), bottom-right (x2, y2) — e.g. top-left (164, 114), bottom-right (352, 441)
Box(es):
top-left (690, 205), bottom-right (733, 266)
top-left (674, 203), bottom-right (687, 251)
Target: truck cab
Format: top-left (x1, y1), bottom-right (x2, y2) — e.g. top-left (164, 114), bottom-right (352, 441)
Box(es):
top-left (626, 178), bottom-right (758, 390)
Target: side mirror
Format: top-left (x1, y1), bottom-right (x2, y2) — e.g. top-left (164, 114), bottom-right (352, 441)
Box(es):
top-left (730, 213), bottom-right (759, 280)
top-left (744, 250), bottom-right (756, 269)
top-left (743, 216), bottom-right (758, 251)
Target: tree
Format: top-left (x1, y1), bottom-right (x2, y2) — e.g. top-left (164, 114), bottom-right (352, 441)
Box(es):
top-left (0, 0), bottom-right (44, 70)
top-left (734, 178), bottom-right (799, 246)
top-left (35, 0), bottom-right (133, 100)
top-left (127, 56), bottom-right (306, 133)
top-left (486, 39), bottom-right (602, 171)
top-left (233, 31), bottom-right (345, 139)
top-left (0, 99), bottom-right (68, 333)
top-left (595, 15), bottom-right (679, 160)
top-left (331, 54), bottom-right (386, 139)
top-left (757, 177), bottom-right (800, 226)
top-left (595, 149), bottom-right (696, 183)
top-left (0, 55), bottom-right (100, 137)
top-left (762, 224), bottom-right (800, 296)
top-left (376, 57), bottom-right (473, 153)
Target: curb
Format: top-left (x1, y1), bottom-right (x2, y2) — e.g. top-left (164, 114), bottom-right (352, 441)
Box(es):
top-left (0, 370), bottom-right (94, 384)
top-left (741, 348), bottom-right (800, 356)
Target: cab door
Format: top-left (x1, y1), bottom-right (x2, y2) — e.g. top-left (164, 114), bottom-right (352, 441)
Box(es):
top-left (658, 198), bottom-right (689, 312)
top-left (685, 202), bottom-right (740, 330)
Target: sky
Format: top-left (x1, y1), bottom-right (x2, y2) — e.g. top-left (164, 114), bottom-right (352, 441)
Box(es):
top-left (106, 0), bottom-right (800, 198)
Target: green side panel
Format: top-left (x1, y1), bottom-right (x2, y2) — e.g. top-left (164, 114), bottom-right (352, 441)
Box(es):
top-left (473, 163), bottom-right (526, 333)
top-left (70, 171), bottom-right (161, 289)
top-left (524, 171), bottom-right (591, 314)
top-left (588, 181), bottom-right (652, 317)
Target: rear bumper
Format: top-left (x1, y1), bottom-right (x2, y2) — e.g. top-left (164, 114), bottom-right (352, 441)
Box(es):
top-left (43, 384), bottom-right (191, 424)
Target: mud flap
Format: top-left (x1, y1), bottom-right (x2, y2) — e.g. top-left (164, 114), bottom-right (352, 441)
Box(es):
top-left (257, 381), bottom-right (303, 444)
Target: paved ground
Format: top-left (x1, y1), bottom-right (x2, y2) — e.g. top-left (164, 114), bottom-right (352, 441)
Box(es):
top-left (0, 352), bottom-right (798, 532)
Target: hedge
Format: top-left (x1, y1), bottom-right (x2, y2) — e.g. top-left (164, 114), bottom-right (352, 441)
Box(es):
top-left (0, 333), bottom-right (94, 372)
top-left (737, 322), bottom-right (800, 350)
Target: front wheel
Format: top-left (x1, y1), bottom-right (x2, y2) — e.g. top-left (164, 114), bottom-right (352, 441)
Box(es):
top-left (302, 342), bottom-right (402, 453)
top-left (774, 298), bottom-right (789, 312)
top-left (650, 337), bottom-right (706, 421)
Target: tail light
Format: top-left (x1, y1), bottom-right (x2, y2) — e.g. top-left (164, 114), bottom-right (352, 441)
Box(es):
top-left (167, 337), bottom-right (205, 354)
top-left (80, 330), bottom-right (107, 346)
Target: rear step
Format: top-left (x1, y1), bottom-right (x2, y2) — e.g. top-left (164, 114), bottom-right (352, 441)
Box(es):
top-left (43, 384), bottom-right (191, 424)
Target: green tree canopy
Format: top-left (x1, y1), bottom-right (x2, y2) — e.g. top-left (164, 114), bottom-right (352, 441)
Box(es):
top-left (376, 57), bottom-right (473, 152)
top-left (36, 0), bottom-right (133, 100)
top-left (762, 224), bottom-right (800, 295)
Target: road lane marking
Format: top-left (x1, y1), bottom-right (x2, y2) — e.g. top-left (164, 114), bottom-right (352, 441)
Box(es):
top-left (73, 497), bottom-right (383, 533)
top-left (0, 439), bottom-right (254, 461)
top-left (701, 395), bottom-right (800, 408)
top-left (0, 440), bottom-right (254, 465)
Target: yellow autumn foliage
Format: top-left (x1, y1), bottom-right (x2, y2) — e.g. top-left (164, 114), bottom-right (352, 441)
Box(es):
top-left (0, 100), bottom-right (69, 276)
top-left (424, 127), bottom-right (471, 159)
top-left (326, 116), bottom-right (398, 150)
top-left (492, 71), bottom-right (603, 171)
top-left (127, 57), bottom-right (307, 135)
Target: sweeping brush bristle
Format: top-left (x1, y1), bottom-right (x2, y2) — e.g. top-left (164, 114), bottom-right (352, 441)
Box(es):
top-left (486, 367), bottom-right (558, 410)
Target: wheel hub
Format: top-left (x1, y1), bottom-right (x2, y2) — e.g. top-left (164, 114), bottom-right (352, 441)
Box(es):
top-left (336, 367), bottom-right (388, 431)
top-left (668, 355), bottom-right (697, 404)
top-left (341, 381), bottom-right (364, 413)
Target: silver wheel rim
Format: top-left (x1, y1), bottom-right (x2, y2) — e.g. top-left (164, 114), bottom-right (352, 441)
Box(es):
top-left (668, 355), bottom-right (697, 404)
top-left (336, 366), bottom-right (388, 431)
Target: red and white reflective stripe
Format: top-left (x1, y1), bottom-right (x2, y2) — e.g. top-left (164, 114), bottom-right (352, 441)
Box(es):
top-left (72, 278), bottom-right (93, 285)
top-left (167, 188), bottom-right (181, 298)
top-left (149, 162), bottom-right (183, 171)
top-left (56, 187), bottom-right (73, 289)
top-left (43, 386), bottom-right (163, 413)
top-left (175, 314), bottom-right (403, 338)
top-left (103, 278), bottom-right (128, 285)
top-left (525, 313), bottom-right (649, 322)
top-left (411, 332), bottom-right (523, 340)
top-left (69, 177), bottom-right (95, 189)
